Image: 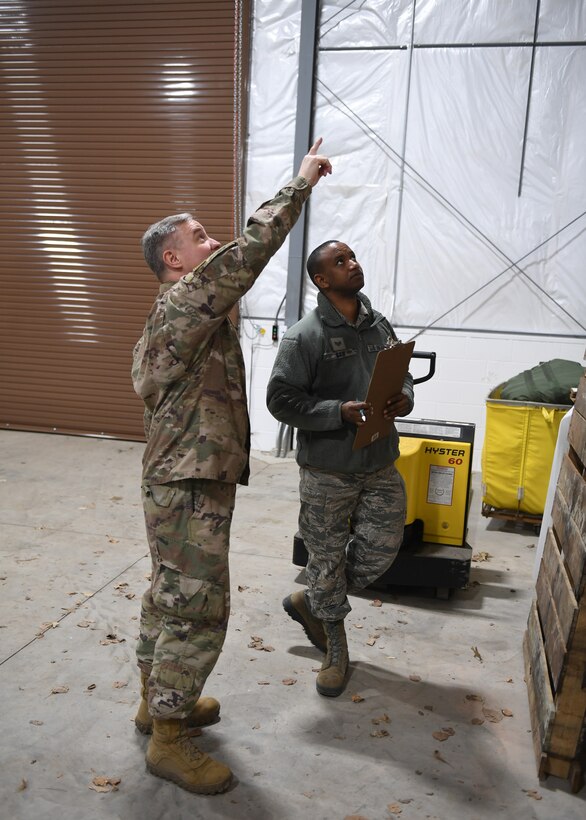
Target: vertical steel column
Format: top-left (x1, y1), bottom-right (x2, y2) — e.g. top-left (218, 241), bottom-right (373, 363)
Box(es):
top-left (285, 0), bottom-right (319, 329)
top-left (392, 0), bottom-right (417, 306)
top-left (518, 0), bottom-right (542, 197)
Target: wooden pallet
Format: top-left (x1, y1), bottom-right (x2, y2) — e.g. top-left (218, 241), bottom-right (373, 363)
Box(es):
top-left (523, 374), bottom-right (586, 793)
top-left (481, 502), bottom-right (542, 530)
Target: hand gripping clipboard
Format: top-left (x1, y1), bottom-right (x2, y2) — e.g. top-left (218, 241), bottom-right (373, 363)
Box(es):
top-left (352, 340), bottom-right (415, 451)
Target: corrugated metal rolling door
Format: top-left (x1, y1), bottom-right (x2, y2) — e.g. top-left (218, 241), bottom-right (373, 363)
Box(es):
top-left (0, 0), bottom-right (250, 440)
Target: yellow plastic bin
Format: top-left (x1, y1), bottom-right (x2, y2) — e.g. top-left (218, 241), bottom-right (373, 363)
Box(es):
top-left (481, 384), bottom-right (570, 519)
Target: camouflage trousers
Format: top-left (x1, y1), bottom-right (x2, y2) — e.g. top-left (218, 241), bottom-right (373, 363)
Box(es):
top-left (136, 478), bottom-right (236, 720)
top-left (299, 464), bottom-right (406, 621)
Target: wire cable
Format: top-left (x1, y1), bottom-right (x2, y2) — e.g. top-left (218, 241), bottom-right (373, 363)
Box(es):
top-left (320, 0), bottom-right (366, 41)
top-left (274, 292), bottom-right (286, 325)
top-left (408, 210), bottom-right (586, 340)
top-left (317, 78), bottom-right (586, 333)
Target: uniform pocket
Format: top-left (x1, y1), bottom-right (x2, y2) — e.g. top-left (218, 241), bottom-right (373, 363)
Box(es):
top-left (148, 483), bottom-right (177, 507)
top-left (299, 483), bottom-right (327, 506)
top-left (187, 483), bottom-right (235, 554)
top-left (152, 564), bottom-right (227, 625)
top-left (142, 482), bottom-right (183, 570)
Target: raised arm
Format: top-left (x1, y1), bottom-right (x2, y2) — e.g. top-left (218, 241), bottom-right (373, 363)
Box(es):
top-left (162, 141), bottom-right (333, 367)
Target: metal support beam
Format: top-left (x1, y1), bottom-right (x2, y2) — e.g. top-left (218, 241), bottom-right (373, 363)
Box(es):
top-left (285, 0), bottom-right (319, 329)
top-left (518, 0), bottom-right (541, 197)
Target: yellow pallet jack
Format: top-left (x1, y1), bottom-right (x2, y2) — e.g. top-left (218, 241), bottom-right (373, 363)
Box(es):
top-left (292, 352), bottom-right (475, 598)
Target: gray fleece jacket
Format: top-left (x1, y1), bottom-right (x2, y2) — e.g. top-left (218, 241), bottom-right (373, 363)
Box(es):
top-left (266, 291), bottom-right (414, 473)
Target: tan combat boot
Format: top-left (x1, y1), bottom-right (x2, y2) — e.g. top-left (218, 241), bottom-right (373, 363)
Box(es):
top-left (146, 718), bottom-right (233, 794)
top-left (316, 620), bottom-right (349, 697)
top-left (282, 589), bottom-right (327, 652)
top-left (135, 672), bottom-right (220, 735)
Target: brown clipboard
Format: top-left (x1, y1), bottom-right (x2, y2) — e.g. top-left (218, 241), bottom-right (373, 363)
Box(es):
top-left (352, 340), bottom-right (415, 451)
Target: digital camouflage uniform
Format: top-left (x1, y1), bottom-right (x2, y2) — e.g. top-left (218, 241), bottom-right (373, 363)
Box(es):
top-left (133, 176), bottom-right (311, 719)
top-left (267, 292), bottom-right (414, 621)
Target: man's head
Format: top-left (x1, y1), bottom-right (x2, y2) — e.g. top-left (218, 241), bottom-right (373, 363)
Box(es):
top-left (306, 240), bottom-right (364, 296)
top-left (141, 214), bottom-right (221, 282)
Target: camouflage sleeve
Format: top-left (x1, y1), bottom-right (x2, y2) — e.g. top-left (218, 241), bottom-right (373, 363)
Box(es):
top-left (163, 177), bottom-right (311, 365)
top-left (266, 337), bottom-right (343, 431)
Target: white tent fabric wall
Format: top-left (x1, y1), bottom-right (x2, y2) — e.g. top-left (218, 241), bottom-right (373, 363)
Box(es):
top-left (240, 0), bottom-right (300, 322)
top-left (241, 0), bottom-right (586, 468)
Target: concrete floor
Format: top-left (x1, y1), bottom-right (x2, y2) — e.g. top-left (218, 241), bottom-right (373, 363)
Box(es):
top-left (0, 430), bottom-right (584, 820)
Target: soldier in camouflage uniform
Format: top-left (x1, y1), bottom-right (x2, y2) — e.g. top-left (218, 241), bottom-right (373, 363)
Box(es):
top-left (266, 240), bottom-right (414, 698)
top-left (132, 140), bottom-right (332, 794)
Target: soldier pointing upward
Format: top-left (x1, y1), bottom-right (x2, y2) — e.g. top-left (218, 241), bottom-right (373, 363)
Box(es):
top-left (132, 139), bottom-right (332, 794)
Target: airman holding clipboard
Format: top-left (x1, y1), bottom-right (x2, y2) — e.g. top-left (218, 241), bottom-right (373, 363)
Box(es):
top-left (267, 240), bottom-right (414, 698)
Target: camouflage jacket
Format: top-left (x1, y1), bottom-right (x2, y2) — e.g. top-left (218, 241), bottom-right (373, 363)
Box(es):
top-left (132, 176), bottom-right (311, 486)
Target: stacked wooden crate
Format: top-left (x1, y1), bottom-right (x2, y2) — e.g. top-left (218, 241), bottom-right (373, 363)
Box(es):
top-left (523, 373), bottom-right (586, 793)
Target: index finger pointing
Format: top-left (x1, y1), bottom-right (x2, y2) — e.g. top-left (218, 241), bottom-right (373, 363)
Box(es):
top-left (308, 137), bottom-right (323, 155)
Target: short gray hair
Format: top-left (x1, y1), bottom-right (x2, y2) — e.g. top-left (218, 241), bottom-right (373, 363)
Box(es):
top-left (141, 213), bottom-right (193, 279)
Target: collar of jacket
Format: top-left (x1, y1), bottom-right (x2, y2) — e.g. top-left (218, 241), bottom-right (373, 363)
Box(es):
top-left (316, 290), bottom-right (375, 327)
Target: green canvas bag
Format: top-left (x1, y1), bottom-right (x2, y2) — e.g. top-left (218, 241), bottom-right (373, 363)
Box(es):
top-left (500, 359), bottom-right (583, 404)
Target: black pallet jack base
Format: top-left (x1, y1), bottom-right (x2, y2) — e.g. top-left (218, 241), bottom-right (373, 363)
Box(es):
top-left (293, 532), bottom-right (472, 600)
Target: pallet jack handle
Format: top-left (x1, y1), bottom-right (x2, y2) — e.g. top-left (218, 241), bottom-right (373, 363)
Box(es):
top-left (411, 351), bottom-right (436, 385)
